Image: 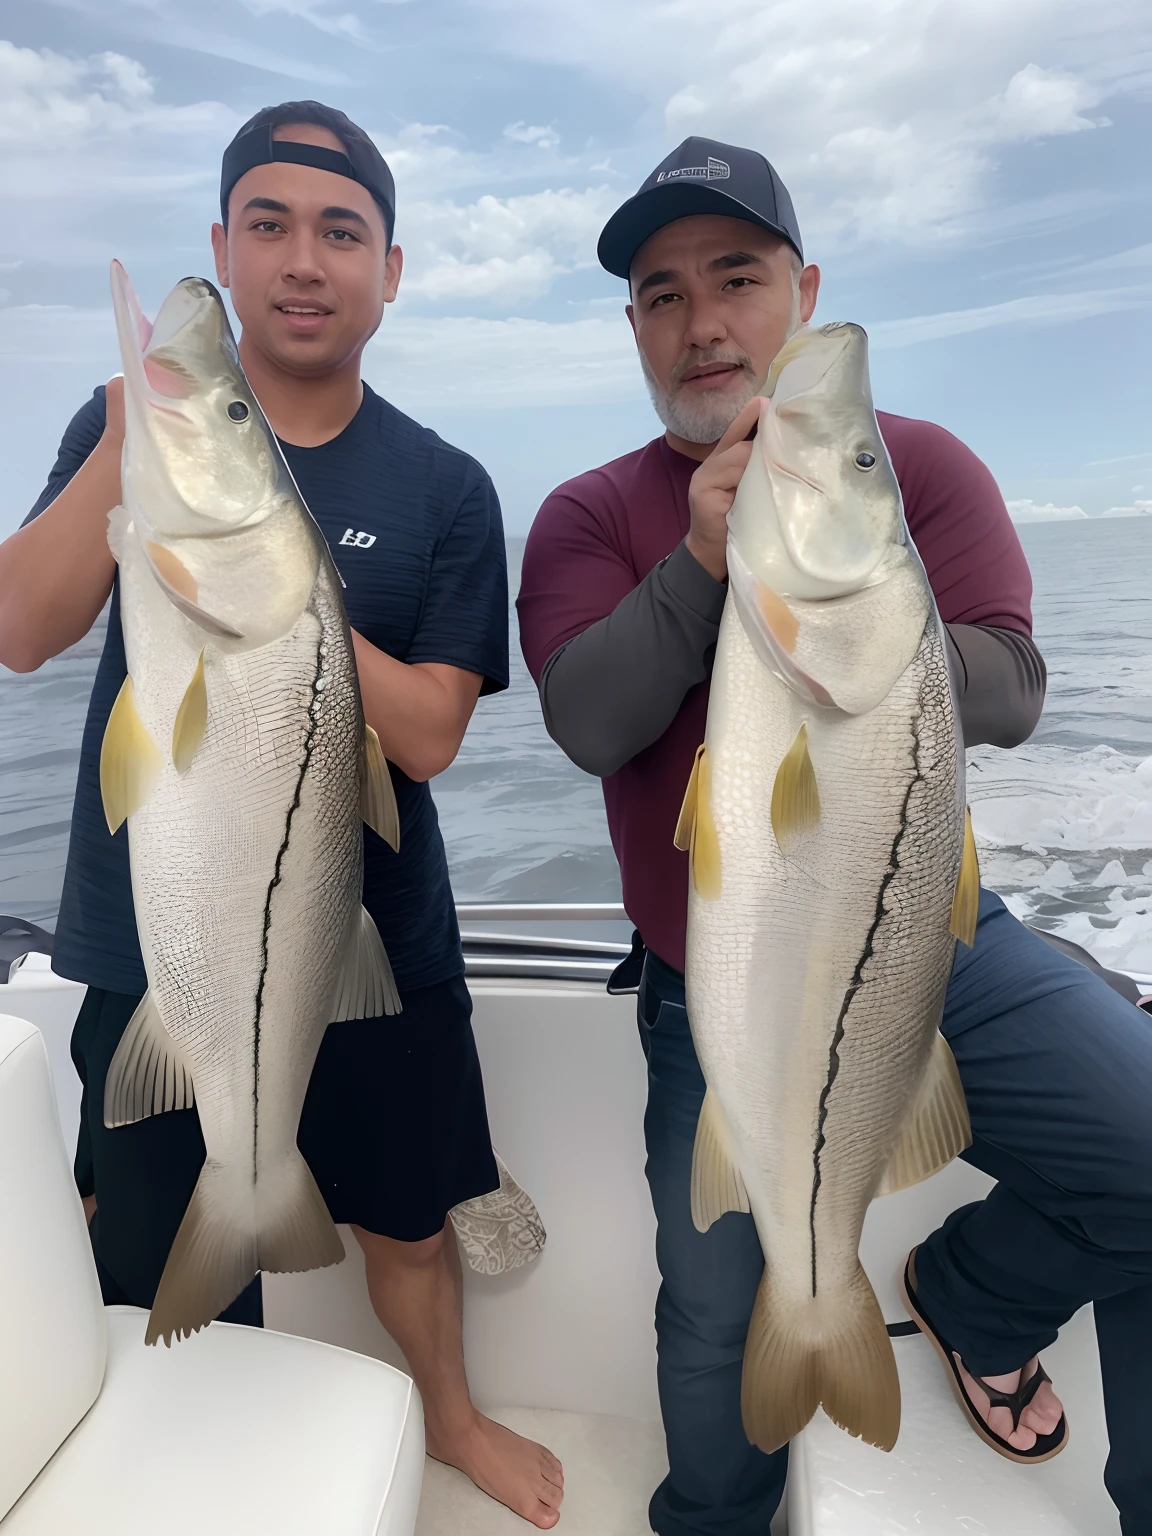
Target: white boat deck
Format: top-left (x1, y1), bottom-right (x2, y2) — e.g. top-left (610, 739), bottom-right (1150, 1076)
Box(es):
top-left (2, 949), bottom-right (1123, 1535)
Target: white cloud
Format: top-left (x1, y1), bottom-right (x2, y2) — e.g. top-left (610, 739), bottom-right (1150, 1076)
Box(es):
top-left (1102, 500), bottom-right (1152, 517)
top-left (504, 121), bottom-right (560, 149)
top-left (1007, 500), bottom-right (1090, 522)
top-left (867, 285), bottom-right (1152, 349)
top-left (0, 41), bottom-right (235, 150)
top-left (367, 313), bottom-right (641, 405)
top-left (479, 0), bottom-right (1149, 246)
top-left (399, 185), bottom-right (618, 304)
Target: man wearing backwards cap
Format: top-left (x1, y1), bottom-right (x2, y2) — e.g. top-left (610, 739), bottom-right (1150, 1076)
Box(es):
top-left (0, 101), bottom-right (564, 1530)
top-left (519, 136), bottom-right (1152, 1533)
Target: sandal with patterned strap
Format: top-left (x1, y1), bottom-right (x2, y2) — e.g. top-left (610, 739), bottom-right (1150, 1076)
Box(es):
top-left (901, 1246), bottom-right (1069, 1464)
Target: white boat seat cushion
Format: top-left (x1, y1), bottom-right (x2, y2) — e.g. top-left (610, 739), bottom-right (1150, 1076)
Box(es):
top-left (2, 1306), bottom-right (425, 1536)
top-left (0, 1016), bottom-right (106, 1522)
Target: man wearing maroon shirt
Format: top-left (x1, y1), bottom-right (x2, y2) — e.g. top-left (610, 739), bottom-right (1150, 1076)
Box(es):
top-left (518, 138), bottom-right (1152, 1536)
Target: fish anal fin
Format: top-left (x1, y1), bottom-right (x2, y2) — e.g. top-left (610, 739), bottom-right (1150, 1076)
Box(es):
top-left (691, 1087), bottom-right (750, 1233)
top-left (172, 651), bottom-right (208, 774)
top-left (950, 808), bottom-right (980, 947)
top-left (146, 1152), bottom-right (343, 1347)
top-left (771, 723), bottom-right (820, 852)
top-left (361, 724), bottom-right (400, 851)
top-left (876, 1032), bottom-right (971, 1197)
top-left (755, 580), bottom-right (799, 654)
top-left (674, 744), bottom-right (704, 853)
top-left (103, 990), bottom-right (195, 1128)
top-left (100, 675), bottom-right (162, 834)
top-left (741, 1264), bottom-right (900, 1455)
top-left (332, 905), bottom-right (402, 1021)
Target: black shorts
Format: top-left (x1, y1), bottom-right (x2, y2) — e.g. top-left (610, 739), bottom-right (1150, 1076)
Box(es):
top-left (71, 973), bottom-right (498, 1320)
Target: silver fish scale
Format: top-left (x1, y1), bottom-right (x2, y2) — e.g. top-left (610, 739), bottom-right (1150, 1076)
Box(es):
top-left (686, 592), bottom-right (963, 1309)
top-left (123, 541), bottom-right (363, 1194)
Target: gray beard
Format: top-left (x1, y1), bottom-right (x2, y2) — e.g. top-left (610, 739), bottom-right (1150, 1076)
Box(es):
top-left (639, 351), bottom-right (762, 445)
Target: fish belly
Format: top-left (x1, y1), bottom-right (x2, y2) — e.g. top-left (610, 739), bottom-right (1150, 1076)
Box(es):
top-left (120, 546), bottom-right (361, 1199)
top-left (686, 601), bottom-right (962, 1304)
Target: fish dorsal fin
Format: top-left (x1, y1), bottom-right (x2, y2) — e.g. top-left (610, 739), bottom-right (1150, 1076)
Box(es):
top-left (771, 724), bottom-right (820, 853)
top-left (103, 990), bottom-right (195, 1128)
top-left (875, 1032), bottom-right (971, 1197)
top-left (949, 808), bottom-right (980, 947)
top-left (172, 651), bottom-right (208, 774)
top-left (691, 1087), bottom-right (750, 1233)
top-left (674, 744), bottom-right (722, 899)
top-left (332, 905), bottom-right (401, 1021)
top-left (100, 675), bottom-right (163, 834)
top-left (361, 725), bottom-right (400, 851)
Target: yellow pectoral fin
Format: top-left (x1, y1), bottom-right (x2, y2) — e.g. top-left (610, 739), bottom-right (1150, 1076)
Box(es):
top-left (100, 676), bottom-right (162, 834)
top-left (171, 651), bottom-right (208, 774)
top-left (949, 808), bottom-right (980, 947)
top-left (755, 580), bottom-right (799, 654)
top-left (692, 747), bottom-right (722, 900)
top-left (674, 744), bottom-right (704, 853)
top-left (771, 724), bottom-right (820, 853)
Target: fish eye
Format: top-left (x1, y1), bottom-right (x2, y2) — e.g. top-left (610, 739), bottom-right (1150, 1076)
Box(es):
top-left (854, 451), bottom-right (877, 470)
top-left (227, 401), bottom-right (249, 422)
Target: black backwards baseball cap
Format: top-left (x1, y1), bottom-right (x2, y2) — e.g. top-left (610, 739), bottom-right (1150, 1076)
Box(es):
top-left (597, 136), bottom-right (803, 280)
top-left (220, 101), bottom-right (396, 244)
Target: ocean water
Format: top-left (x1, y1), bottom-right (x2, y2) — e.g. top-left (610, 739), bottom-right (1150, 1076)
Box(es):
top-left (2, 520), bottom-right (1151, 974)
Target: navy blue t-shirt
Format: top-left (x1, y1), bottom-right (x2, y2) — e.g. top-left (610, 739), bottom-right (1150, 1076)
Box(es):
top-left (26, 383), bottom-right (508, 997)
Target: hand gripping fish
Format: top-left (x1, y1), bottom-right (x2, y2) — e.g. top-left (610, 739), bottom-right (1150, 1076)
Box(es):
top-left (100, 263), bottom-right (543, 1345)
top-left (676, 322), bottom-right (979, 1454)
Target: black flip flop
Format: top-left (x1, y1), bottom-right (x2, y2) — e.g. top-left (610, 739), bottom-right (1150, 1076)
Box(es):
top-left (901, 1246), bottom-right (1069, 1464)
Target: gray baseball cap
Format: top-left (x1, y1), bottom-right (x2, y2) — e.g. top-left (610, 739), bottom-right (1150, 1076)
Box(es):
top-left (597, 136), bottom-right (803, 279)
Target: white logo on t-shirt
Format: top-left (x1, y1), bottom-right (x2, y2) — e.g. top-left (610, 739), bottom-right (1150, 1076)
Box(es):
top-left (339, 528), bottom-right (377, 549)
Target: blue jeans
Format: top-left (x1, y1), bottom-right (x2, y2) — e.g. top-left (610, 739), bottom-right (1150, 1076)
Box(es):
top-left (638, 889), bottom-right (1152, 1536)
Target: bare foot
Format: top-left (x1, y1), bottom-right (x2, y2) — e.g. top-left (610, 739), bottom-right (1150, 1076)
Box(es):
top-left (427, 1412), bottom-right (564, 1529)
top-left (955, 1355), bottom-right (1064, 1452)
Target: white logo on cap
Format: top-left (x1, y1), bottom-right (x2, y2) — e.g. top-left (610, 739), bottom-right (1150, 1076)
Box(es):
top-left (656, 156), bottom-right (731, 184)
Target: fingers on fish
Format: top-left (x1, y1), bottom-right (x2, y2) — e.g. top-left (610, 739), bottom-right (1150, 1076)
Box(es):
top-left (771, 724), bottom-right (821, 854)
top-left (741, 1264), bottom-right (900, 1455)
top-left (675, 744), bottom-right (721, 899)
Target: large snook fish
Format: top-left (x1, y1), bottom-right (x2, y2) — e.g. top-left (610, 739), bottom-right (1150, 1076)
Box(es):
top-left (100, 261), bottom-right (404, 1345)
top-left (676, 322), bottom-right (979, 1454)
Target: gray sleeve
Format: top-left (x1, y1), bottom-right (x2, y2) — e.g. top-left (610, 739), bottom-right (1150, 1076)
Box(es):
top-left (945, 623), bottom-right (1046, 749)
top-left (539, 539), bottom-right (726, 777)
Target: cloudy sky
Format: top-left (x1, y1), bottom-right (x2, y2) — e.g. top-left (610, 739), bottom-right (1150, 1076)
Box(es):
top-left (0, 0), bottom-right (1150, 537)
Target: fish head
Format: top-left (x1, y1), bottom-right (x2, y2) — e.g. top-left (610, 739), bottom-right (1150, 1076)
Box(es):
top-left (110, 262), bottom-right (320, 645)
top-left (728, 323), bottom-right (904, 602)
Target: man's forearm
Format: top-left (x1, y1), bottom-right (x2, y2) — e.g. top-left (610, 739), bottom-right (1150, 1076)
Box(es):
top-left (539, 540), bottom-right (726, 777)
top-left (0, 440), bottom-right (119, 672)
top-left (945, 623), bottom-right (1046, 748)
top-left (351, 632), bottom-right (482, 783)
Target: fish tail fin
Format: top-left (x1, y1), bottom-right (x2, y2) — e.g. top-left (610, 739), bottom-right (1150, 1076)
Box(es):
top-left (741, 1264), bottom-right (900, 1454)
top-left (145, 1152), bottom-right (343, 1347)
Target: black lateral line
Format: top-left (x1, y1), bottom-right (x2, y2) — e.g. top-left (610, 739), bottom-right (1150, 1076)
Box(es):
top-left (251, 643), bottom-right (324, 1177)
top-left (808, 700), bottom-right (926, 1297)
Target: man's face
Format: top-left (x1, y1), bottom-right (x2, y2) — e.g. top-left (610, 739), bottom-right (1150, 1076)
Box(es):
top-left (627, 214), bottom-right (820, 445)
top-left (210, 123), bottom-right (402, 379)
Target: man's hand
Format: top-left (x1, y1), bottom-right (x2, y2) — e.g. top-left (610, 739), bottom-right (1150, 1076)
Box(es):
top-left (685, 396), bottom-right (763, 583)
top-left (101, 375), bottom-right (126, 457)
